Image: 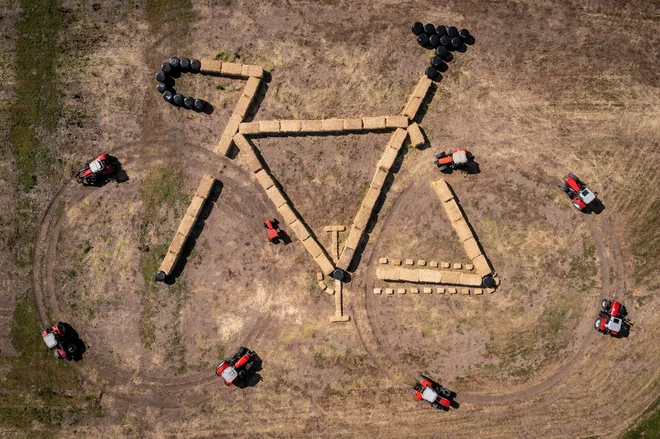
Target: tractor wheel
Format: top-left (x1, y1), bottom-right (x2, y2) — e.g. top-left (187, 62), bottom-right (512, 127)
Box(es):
top-left (439, 165), bottom-right (449, 172)
top-left (601, 299), bottom-right (611, 311)
top-left (56, 323), bottom-right (67, 337)
top-left (436, 25), bottom-right (448, 36)
top-left (594, 317), bottom-right (603, 331)
top-left (466, 151), bottom-right (474, 160)
top-left (412, 22), bottom-right (424, 35)
top-left (559, 182), bottom-right (569, 193)
top-left (567, 173), bottom-right (580, 183)
top-left (190, 59), bottom-right (201, 72)
top-left (179, 57), bottom-right (190, 71)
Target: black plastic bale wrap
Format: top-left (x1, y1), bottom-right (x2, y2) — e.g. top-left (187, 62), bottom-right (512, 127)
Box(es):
top-left (459, 29), bottom-right (470, 39)
top-left (483, 276), bottom-right (495, 288)
top-left (156, 82), bottom-right (168, 93)
top-left (169, 57), bottom-right (180, 69)
top-left (431, 56), bottom-right (444, 68)
top-left (440, 35), bottom-right (451, 46)
top-left (179, 57), bottom-right (190, 71)
top-left (426, 66), bottom-right (438, 79)
top-left (161, 63), bottom-right (172, 74)
top-left (448, 26), bottom-right (459, 38)
top-left (155, 71), bottom-right (166, 82)
top-left (163, 76), bottom-right (175, 87)
top-left (451, 37), bottom-right (463, 48)
top-left (172, 94), bottom-right (184, 106)
top-left (163, 90), bottom-right (174, 102)
top-left (429, 34), bottom-right (441, 47)
top-left (423, 23), bottom-right (435, 34)
top-left (436, 25), bottom-right (448, 36)
top-left (412, 22), bottom-right (424, 35)
top-left (183, 96), bottom-right (194, 109)
top-left (417, 33), bottom-right (430, 46)
top-left (194, 99), bottom-right (206, 112)
top-left (170, 68), bottom-right (181, 79)
top-left (436, 46), bottom-right (449, 59)
top-left (190, 59), bottom-right (201, 72)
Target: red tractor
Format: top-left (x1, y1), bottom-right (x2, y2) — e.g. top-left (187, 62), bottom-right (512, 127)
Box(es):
top-left (595, 299), bottom-right (628, 337)
top-left (216, 347), bottom-right (258, 386)
top-left (435, 148), bottom-right (474, 173)
top-left (42, 322), bottom-right (77, 361)
top-left (264, 219), bottom-right (283, 243)
top-left (411, 375), bottom-right (455, 411)
top-left (559, 173), bottom-right (596, 211)
top-left (75, 153), bottom-right (119, 186)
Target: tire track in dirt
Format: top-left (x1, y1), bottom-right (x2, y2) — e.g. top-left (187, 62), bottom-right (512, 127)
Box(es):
top-left (353, 175), bottom-right (623, 409)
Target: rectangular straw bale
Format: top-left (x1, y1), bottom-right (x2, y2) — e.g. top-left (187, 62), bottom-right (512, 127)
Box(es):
top-left (277, 203), bottom-right (298, 225)
top-left (266, 185), bottom-right (287, 208)
top-left (441, 271), bottom-right (462, 285)
top-left (321, 118), bottom-right (344, 132)
top-left (353, 207), bottom-right (371, 232)
top-left (199, 59), bottom-right (222, 74)
top-left (460, 273), bottom-right (484, 286)
top-left (463, 237), bottom-right (483, 261)
top-left (315, 253), bottom-right (336, 276)
top-left (216, 114), bottom-right (243, 155)
top-left (413, 76), bottom-right (433, 99)
top-left (243, 76), bottom-right (261, 98)
top-left (442, 199), bottom-right (464, 223)
top-left (239, 122), bottom-right (260, 134)
top-left (362, 187), bottom-right (381, 211)
top-left (419, 270), bottom-right (442, 284)
top-left (186, 195), bottom-right (206, 220)
top-left (300, 119), bottom-right (323, 132)
top-left (279, 120), bottom-right (302, 132)
top-left (371, 169), bottom-right (389, 190)
top-left (378, 147), bottom-right (400, 172)
top-left (302, 237), bottom-right (324, 259)
top-left (343, 118), bottom-right (363, 131)
top-left (159, 252), bottom-right (179, 275)
top-left (398, 268), bottom-right (419, 283)
top-left (402, 96), bottom-right (423, 119)
top-left (344, 227), bottom-right (363, 251)
top-left (337, 247), bottom-right (355, 270)
top-left (407, 123), bottom-right (425, 148)
top-left (245, 65), bottom-right (264, 78)
top-left (195, 174), bottom-right (215, 198)
top-left (169, 233), bottom-right (187, 255)
top-left (233, 94), bottom-right (253, 119)
top-left (255, 169), bottom-right (275, 190)
top-left (259, 120), bottom-right (281, 133)
top-left (472, 254), bottom-right (493, 276)
top-left (220, 62), bottom-right (244, 77)
top-left (452, 218), bottom-right (474, 243)
top-left (388, 128), bottom-right (408, 151)
top-left (431, 179), bottom-right (454, 203)
top-left (176, 215), bottom-right (197, 238)
top-left (376, 266), bottom-right (401, 281)
top-left (232, 133), bottom-right (251, 152)
top-left (362, 116), bottom-right (387, 130)
top-left (288, 219), bottom-right (310, 241)
top-left (386, 115), bottom-right (409, 128)
top-left (238, 144), bottom-right (263, 173)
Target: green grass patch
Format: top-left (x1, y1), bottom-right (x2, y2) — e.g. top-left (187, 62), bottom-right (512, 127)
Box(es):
top-left (631, 198), bottom-right (660, 289)
top-left (622, 393), bottom-right (660, 439)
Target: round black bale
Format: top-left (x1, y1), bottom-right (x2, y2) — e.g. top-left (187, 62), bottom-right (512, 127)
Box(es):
top-left (183, 96), bottom-right (194, 109)
top-left (180, 57), bottom-right (191, 71)
top-left (417, 33), bottom-right (430, 46)
top-left (426, 66), bottom-right (438, 79)
top-left (169, 57), bottom-right (180, 69)
top-left (172, 93), bottom-right (184, 106)
top-left (155, 271), bottom-right (166, 282)
top-left (193, 99), bottom-right (206, 112)
top-left (459, 28), bottom-right (470, 39)
top-left (448, 26), bottom-right (459, 38)
top-left (412, 22), bottom-right (424, 35)
top-left (436, 46), bottom-right (449, 59)
top-left (429, 34), bottom-right (441, 47)
top-left (190, 59), bottom-right (201, 72)
top-left (436, 25), bottom-right (448, 36)
top-left (161, 63), bottom-right (172, 74)
top-left (451, 37), bottom-right (463, 48)
top-left (155, 71), bottom-right (166, 82)
top-left (163, 90), bottom-right (173, 102)
top-left (156, 82), bottom-right (168, 93)
top-left (424, 23), bottom-right (435, 34)
top-left (431, 56), bottom-right (444, 68)
top-left (483, 276), bottom-right (495, 288)
top-left (440, 35), bottom-right (451, 46)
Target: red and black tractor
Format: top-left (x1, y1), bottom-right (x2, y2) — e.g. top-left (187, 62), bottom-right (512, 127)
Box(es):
top-left (559, 173), bottom-right (597, 211)
top-left (42, 322), bottom-right (78, 361)
top-left (216, 346), bottom-right (258, 386)
top-left (435, 148), bottom-right (474, 173)
top-left (595, 299), bottom-right (628, 337)
top-left (264, 219), bottom-right (283, 243)
top-left (75, 153), bottom-right (119, 186)
top-left (411, 375), bottom-right (456, 411)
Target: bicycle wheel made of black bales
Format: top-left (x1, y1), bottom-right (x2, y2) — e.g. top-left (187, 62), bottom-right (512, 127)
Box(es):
top-left (436, 46), bottom-right (449, 59)
top-left (417, 33), bottom-right (430, 47)
top-left (440, 35), bottom-right (451, 46)
top-left (169, 69), bottom-right (181, 79)
top-left (193, 99), bottom-right (206, 112)
top-left (429, 34), bottom-right (441, 47)
top-left (447, 26), bottom-right (459, 38)
top-left (412, 22), bottom-right (424, 35)
top-left (424, 23), bottom-right (435, 34)
top-left (163, 90), bottom-right (173, 102)
top-left (156, 82), bottom-right (168, 93)
top-left (431, 56), bottom-right (444, 68)
top-left (426, 66), bottom-right (438, 79)
top-left (451, 37), bottom-right (463, 48)
top-left (179, 57), bottom-right (190, 71)
top-left (183, 96), bottom-right (194, 109)
top-left (169, 57), bottom-right (180, 69)
top-left (190, 59), bottom-right (201, 72)
top-left (436, 25), bottom-right (448, 36)
top-left (161, 63), bottom-right (172, 74)
top-left (459, 28), bottom-right (470, 39)
top-left (155, 71), bottom-right (166, 82)
top-left (172, 94), bottom-right (184, 106)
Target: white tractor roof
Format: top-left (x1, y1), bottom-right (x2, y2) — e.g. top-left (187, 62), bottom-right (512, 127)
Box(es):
top-left (221, 366), bottom-right (238, 383)
top-left (422, 386), bottom-right (438, 403)
top-left (452, 150), bottom-right (468, 165)
top-left (89, 159), bottom-right (104, 173)
top-left (607, 317), bottom-right (622, 333)
top-left (579, 188), bottom-right (596, 204)
top-left (43, 332), bottom-right (57, 349)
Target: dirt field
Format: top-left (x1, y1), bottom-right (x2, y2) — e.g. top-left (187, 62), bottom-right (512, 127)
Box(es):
top-left (2, 0), bottom-right (660, 438)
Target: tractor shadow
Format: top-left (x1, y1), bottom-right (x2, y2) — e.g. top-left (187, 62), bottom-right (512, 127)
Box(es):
top-left (166, 180), bottom-right (223, 284)
top-left (234, 356), bottom-right (263, 389)
top-left (438, 160), bottom-right (481, 175)
top-left (612, 321), bottom-right (632, 339)
top-left (58, 322), bottom-right (87, 362)
top-left (586, 198), bottom-right (605, 214)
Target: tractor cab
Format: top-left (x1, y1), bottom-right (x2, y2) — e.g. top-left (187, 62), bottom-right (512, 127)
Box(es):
top-left (421, 386), bottom-right (439, 403)
top-left (435, 148), bottom-right (474, 173)
top-left (89, 158), bottom-right (105, 174)
top-left (606, 317), bottom-right (622, 333)
top-left (220, 365), bottom-right (239, 384)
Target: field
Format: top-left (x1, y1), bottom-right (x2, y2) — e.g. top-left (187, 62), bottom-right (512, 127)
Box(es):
top-left (1, 0), bottom-right (659, 438)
